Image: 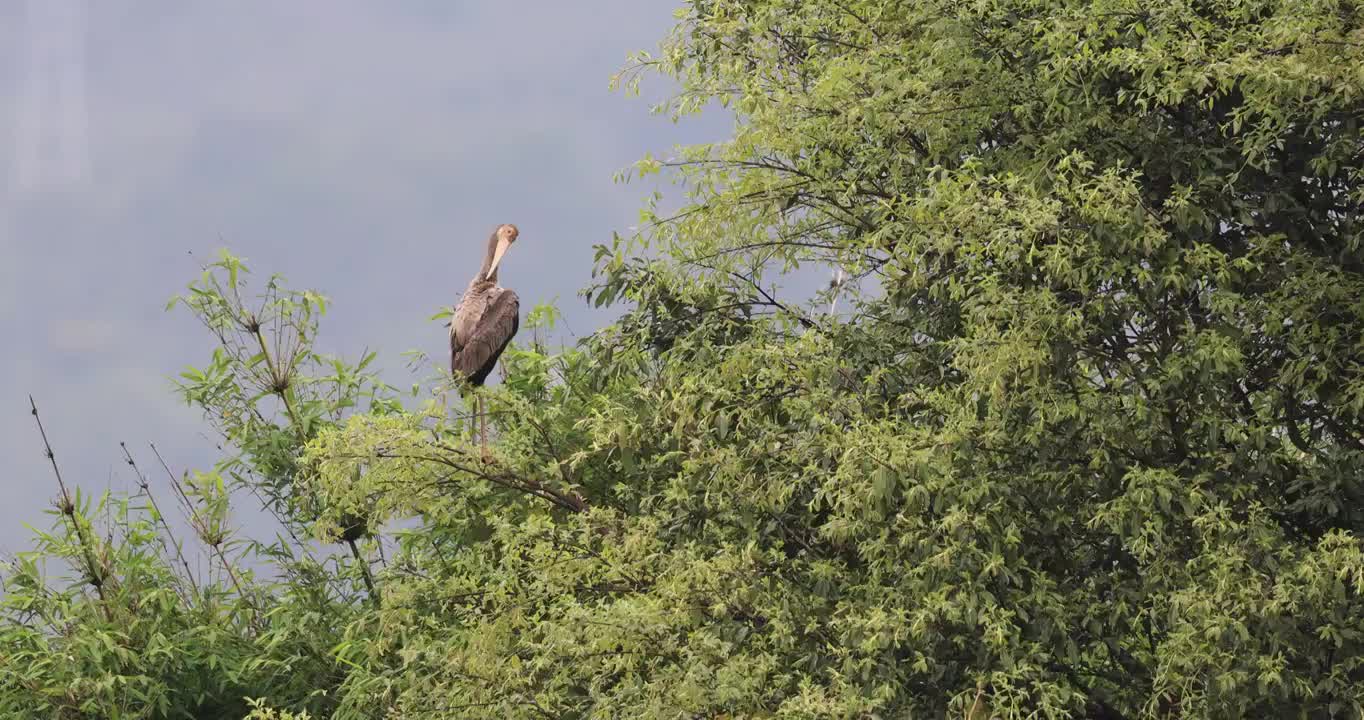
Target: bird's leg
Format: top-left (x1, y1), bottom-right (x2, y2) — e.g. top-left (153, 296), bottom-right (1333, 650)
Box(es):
top-left (479, 394), bottom-right (491, 463)
top-left (468, 392), bottom-right (486, 460)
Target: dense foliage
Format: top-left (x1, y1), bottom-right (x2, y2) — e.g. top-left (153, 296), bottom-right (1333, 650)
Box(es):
top-left (4, 0), bottom-right (1364, 717)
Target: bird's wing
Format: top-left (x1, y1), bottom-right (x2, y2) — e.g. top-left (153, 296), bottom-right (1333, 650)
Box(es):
top-left (448, 305), bottom-right (464, 354)
top-left (449, 291), bottom-right (479, 355)
top-left (450, 289), bottom-right (520, 382)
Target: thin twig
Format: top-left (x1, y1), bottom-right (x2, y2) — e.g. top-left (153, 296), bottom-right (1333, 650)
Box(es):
top-left (346, 538), bottom-right (380, 604)
top-left (120, 442), bottom-right (199, 602)
top-left (147, 443), bottom-right (258, 625)
top-left (28, 396), bottom-right (114, 615)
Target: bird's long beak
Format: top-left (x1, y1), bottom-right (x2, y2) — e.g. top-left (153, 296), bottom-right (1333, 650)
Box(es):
top-left (486, 237), bottom-right (512, 280)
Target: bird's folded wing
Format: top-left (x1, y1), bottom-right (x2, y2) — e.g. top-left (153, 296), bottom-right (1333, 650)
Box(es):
top-left (450, 289), bottom-right (520, 381)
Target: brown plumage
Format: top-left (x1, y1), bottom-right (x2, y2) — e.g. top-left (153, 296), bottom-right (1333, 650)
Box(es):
top-left (450, 223), bottom-right (521, 457)
top-left (450, 289), bottom-right (519, 385)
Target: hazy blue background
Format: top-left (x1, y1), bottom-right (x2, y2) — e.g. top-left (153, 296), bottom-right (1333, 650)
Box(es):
top-left (0, 1), bottom-right (727, 556)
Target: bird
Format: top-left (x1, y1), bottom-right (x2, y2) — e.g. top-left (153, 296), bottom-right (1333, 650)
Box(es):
top-left (450, 223), bottom-right (521, 460)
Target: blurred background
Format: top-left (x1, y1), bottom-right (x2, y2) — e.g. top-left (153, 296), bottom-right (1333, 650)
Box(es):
top-left (0, 1), bottom-right (727, 553)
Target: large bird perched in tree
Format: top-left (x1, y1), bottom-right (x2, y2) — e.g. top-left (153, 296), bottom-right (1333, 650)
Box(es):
top-left (450, 223), bottom-right (520, 459)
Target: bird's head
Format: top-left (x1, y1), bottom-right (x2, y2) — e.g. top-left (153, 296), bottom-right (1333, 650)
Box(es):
top-left (486, 223), bottom-right (519, 280)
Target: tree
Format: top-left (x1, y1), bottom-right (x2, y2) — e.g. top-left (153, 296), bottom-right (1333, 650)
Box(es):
top-left (306, 0), bottom-right (1364, 716)
top-left (1, 254), bottom-right (388, 718)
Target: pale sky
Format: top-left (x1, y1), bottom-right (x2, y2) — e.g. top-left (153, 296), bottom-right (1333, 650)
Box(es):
top-left (0, 1), bottom-right (728, 555)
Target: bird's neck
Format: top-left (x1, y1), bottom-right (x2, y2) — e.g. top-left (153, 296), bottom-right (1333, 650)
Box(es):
top-left (476, 234), bottom-right (500, 284)
top-left (468, 265), bottom-right (497, 292)
top-left (476, 262), bottom-right (497, 285)
top-left (467, 276), bottom-right (497, 293)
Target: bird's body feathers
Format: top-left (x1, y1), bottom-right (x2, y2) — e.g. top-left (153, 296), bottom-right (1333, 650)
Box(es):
top-left (450, 278), bottom-right (519, 386)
